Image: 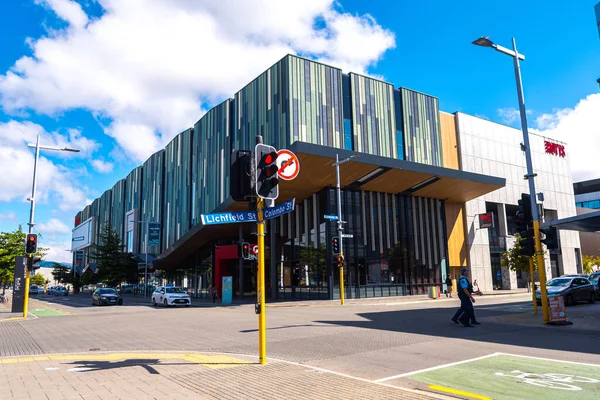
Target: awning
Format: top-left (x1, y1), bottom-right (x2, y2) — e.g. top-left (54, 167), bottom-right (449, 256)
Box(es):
top-left (154, 141), bottom-right (505, 269)
top-left (542, 209), bottom-right (600, 232)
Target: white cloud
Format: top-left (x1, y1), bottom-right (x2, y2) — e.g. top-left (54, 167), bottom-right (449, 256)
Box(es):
top-left (91, 159), bottom-right (113, 173)
top-left (0, 211), bottom-right (16, 221)
top-left (497, 107), bottom-right (533, 126)
top-left (37, 217), bottom-right (71, 234)
top-left (42, 236), bottom-right (74, 263)
top-left (0, 120), bottom-right (93, 210)
top-left (535, 93), bottom-right (600, 182)
top-left (0, 0), bottom-right (395, 163)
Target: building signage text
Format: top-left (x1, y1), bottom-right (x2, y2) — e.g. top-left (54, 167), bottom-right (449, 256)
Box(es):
top-left (544, 140), bottom-right (566, 158)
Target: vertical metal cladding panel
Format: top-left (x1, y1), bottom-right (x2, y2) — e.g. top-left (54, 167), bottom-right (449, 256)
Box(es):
top-left (349, 73), bottom-right (397, 158)
top-left (98, 189), bottom-right (112, 241)
top-left (142, 149), bottom-right (164, 255)
top-left (194, 100), bottom-right (232, 215)
top-left (90, 198), bottom-right (100, 244)
top-left (125, 166), bottom-right (143, 214)
top-left (287, 56), bottom-right (344, 149)
top-left (164, 128), bottom-right (193, 248)
top-left (400, 88), bottom-right (443, 166)
top-left (110, 179), bottom-right (126, 244)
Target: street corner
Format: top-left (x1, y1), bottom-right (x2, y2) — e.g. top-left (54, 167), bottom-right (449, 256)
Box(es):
top-left (395, 353), bottom-right (600, 400)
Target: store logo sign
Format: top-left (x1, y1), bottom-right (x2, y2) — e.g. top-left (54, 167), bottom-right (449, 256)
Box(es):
top-left (544, 140), bottom-right (565, 158)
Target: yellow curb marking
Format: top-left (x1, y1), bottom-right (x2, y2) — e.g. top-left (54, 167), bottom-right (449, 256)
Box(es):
top-left (0, 353), bottom-right (250, 370)
top-left (0, 317), bottom-right (26, 322)
top-left (428, 385), bottom-right (492, 400)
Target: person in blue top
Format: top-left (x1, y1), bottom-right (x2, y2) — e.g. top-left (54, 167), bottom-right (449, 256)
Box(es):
top-left (451, 268), bottom-right (478, 327)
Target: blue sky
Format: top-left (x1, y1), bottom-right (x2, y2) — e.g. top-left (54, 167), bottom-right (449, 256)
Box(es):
top-left (0, 0), bottom-right (598, 262)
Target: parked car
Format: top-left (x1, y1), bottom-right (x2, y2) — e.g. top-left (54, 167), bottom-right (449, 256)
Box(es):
top-left (151, 286), bottom-right (191, 307)
top-left (588, 272), bottom-right (600, 293)
top-left (47, 286), bottom-right (58, 295)
top-left (29, 285), bottom-right (39, 295)
top-left (92, 288), bottom-right (123, 306)
top-left (54, 286), bottom-right (68, 296)
top-left (536, 276), bottom-right (596, 306)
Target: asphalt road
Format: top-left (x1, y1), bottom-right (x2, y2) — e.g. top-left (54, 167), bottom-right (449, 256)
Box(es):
top-left (9, 292), bottom-right (600, 399)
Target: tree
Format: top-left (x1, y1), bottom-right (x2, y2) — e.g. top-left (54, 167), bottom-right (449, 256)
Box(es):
top-left (582, 255), bottom-right (600, 275)
top-left (30, 274), bottom-right (46, 286)
top-left (0, 226), bottom-right (48, 294)
top-left (89, 224), bottom-right (135, 288)
top-left (501, 233), bottom-right (542, 272)
top-left (52, 263), bottom-right (72, 284)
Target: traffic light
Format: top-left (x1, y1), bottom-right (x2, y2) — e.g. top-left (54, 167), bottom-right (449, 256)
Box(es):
top-left (516, 193), bottom-right (534, 257)
top-left (540, 226), bottom-right (560, 250)
top-left (255, 144), bottom-right (279, 200)
top-left (332, 237), bottom-right (339, 254)
top-left (230, 150), bottom-right (253, 201)
top-left (25, 233), bottom-right (38, 255)
top-left (240, 242), bottom-right (250, 260)
top-left (337, 255), bottom-right (344, 268)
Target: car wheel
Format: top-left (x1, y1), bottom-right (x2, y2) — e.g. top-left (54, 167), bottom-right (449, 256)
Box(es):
top-left (164, 299), bottom-right (168, 308)
top-left (566, 294), bottom-right (574, 306)
top-left (118, 298), bottom-right (123, 306)
top-left (152, 297), bottom-right (157, 306)
top-left (589, 292), bottom-right (596, 304)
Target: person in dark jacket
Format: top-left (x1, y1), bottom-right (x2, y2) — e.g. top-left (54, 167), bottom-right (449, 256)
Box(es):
top-left (451, 269), bottom-right (479, 327)
top-left (445, 274), bottom-right (453, 298)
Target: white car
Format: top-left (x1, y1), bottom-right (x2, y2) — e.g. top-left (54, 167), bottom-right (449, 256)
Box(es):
top-left (151, 286), bottom-right (191, 307)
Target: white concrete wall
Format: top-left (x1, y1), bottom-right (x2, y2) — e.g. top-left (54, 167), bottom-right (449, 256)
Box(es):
top-left (456, 113), bottom-right (581, 291)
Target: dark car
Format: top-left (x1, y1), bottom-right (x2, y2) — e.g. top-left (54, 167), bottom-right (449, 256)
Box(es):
top-left (92, 288), bottom-right (123, 306)
top-left (588, 272), bottom-right (600, 294)
top-left (536, 277), bottom-right (596, 306)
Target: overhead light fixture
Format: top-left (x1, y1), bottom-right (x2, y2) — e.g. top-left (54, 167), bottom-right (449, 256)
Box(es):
top-left (357, 168), bottom-right (384, 183)
top-left (410, 176), bottom-right (440, 191)
top-left (472, 36), bottom-right (494, 47)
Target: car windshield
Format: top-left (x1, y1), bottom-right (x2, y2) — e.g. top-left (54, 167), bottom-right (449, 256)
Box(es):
top-left (165, 287), bottom-right (185, 294)
top-left (98, 289), bottom-right (117, 295)
top-left (546, 278), bottom-right (572, 287)
top-left (30, 285), bottom-right (38, 288)
top-left (589, 275), bottom-right (599, 283)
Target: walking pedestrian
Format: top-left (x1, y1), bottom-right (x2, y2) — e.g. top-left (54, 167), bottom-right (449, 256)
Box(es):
top-left (445, 274), bottom-right (453, 298)
top-left (451, 268), bottom-right (478, 327)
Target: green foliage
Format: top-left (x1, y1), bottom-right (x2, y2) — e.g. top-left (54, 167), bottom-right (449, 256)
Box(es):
top-left (30, 274), bottom-right (46, 286)
top-left (501, 233), bottom-right (541, 272)
top-left (52, 263), bottom-right (72, 284)
top-left (89, 224), bottom-right (137, 287)
top-left (582, 255), bottom-right (600, 275)
top-left (0, 226), bottom-right (48, 294)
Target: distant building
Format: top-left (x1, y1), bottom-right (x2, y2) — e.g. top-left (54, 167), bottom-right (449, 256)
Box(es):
top-left (574, 179), bottom-right (600, 210)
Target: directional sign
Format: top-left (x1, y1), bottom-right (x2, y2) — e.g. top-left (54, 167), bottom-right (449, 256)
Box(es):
top-left (276, 149), bottom-right (300, 180)
top-left (252, 245), bottom-right (259, 255)
top-left (341, 234), bottom-right (354, 238)
top-left (201, 211), bottom-right (257, 226)
top-left (324, 215), bottom-right (339, 221)
top-left (263, 198), bottom-right (295, 220)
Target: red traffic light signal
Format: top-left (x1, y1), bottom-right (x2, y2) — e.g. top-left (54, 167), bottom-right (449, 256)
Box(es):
top-left (25, 233), bottom-right (38, 254)
top-left (255, 144), bottom-right (279, 200)
top-left (332, 237), bottom-right (339, 254)
top-left (240, 242), bottom-right (251, 260)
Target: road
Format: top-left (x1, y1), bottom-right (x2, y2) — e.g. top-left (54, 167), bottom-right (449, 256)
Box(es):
top-left (2, 291), bottom-right (600, 399)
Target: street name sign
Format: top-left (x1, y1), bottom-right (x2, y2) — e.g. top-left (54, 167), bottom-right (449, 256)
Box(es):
top-left (324, 215), bottom-right (339, 220)
top-left (264, 198), bottom-right (295, 220)
top-left (341, 234), bottom-right (354, 238)
top-left (201, 211), bottom-right (258, 225)
top-left (276, 149), bottom-right (300, 180)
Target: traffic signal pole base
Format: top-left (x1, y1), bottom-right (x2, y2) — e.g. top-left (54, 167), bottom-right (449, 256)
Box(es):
top-left (339, 252), bottom-right (345, 306)
top-left (547, 320), bottom-right (573, 326)
top-left (23, 257), bottom-right (32, 319)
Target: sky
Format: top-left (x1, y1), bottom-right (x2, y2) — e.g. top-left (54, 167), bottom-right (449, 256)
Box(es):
top-left (0, 0), bottom-right (598, 263)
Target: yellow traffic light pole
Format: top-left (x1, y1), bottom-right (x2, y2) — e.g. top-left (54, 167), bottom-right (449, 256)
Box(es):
top-left (339, 253), bottom-right (345, 306)
top-left (23, 257), bottom-right (31, 318)
top-left (529, 257), bottom-right (537, 315)
top-left (256, 198), bottom-right (267, 364)
top-left (533, 221), bottom-right (549, 323)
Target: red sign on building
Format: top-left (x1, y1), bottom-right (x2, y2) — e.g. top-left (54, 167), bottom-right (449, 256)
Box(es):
top-left (544, 140), bottom-right (566, 158)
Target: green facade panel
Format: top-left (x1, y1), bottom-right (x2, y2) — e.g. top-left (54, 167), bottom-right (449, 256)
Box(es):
top-left (98, 189), bottom-right (112, 241)
top-left (401, 88), bottom-right (443, 166)
top-left (193, 100), bottom-right (231, 216)
top-left (125, 166), bottom-right (143, 214)
top-left (110, 179), bottom-right (126, 244)
top-left (142, 150), bottom-right (164, 255)
top-left (164, 128), bottom-right (193, 248)
top-left (349, 74), bottom-right (397, 158)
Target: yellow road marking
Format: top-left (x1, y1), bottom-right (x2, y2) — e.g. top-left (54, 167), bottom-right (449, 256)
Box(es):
top-left (30, 300), bottom-right (76, 316)
top-left (0, 317), bottom-right (26, 322)
top-left (428, 385), bottom-right (492, 400)
top-left (0, 352), bottom-right (250, 369)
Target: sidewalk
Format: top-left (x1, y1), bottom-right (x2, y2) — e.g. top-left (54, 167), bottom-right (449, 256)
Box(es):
top-left (0, 351), bottom-right (445, 400)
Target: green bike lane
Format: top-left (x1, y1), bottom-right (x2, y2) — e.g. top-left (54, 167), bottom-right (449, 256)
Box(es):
top-left (396, 353), bottom-right (600, 400)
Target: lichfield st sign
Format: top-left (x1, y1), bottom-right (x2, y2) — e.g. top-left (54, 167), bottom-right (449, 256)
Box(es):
top-left (544, 140), bottom-right (566, 158)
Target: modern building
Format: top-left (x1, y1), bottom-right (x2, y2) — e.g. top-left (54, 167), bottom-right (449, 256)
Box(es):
top-left (573, 179), bottom-right (600, 257)
top-left (72, 54), bottom-right (581, 299)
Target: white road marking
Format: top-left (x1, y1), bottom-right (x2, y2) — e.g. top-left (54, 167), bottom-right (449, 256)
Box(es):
top-left (495, 352), bottom-right (600, 368)
top-left (374, 353), bottom-right (503, 382)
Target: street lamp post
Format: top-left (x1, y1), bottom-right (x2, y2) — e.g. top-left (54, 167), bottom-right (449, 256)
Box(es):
top-left (332, 154), bottom-right (358, 305)
top-left (24, 135), bottom-right (79, 318)
top-left (473, 36), bottom-right (550, 324)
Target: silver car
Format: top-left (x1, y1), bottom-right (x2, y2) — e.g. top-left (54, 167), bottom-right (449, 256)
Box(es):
top-left (536, 277), bottom-right (596, 306)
